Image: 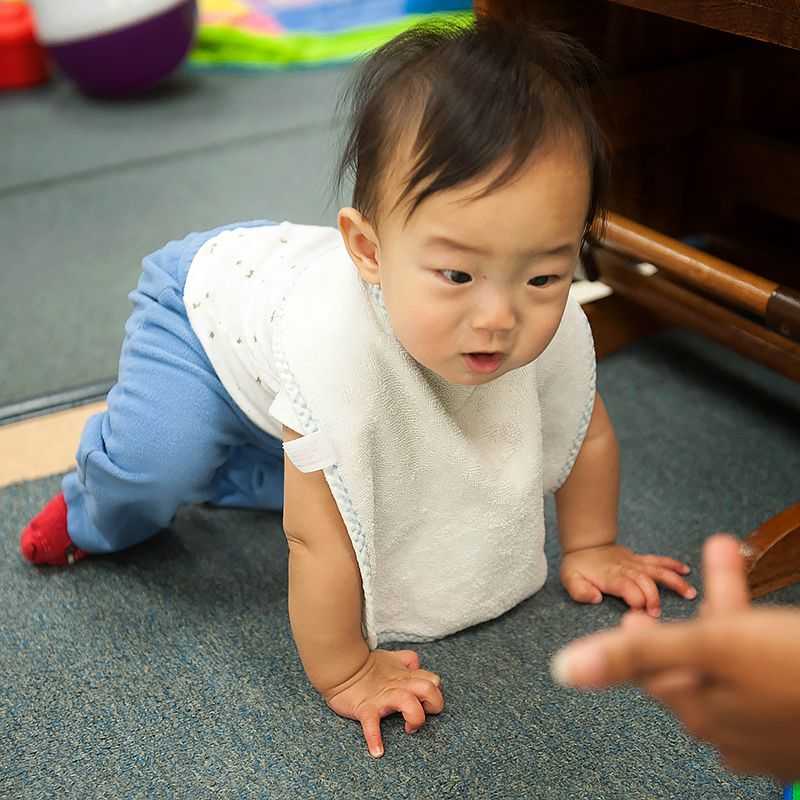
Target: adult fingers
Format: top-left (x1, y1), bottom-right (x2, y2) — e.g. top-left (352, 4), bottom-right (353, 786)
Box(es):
top-left (717, 742), bottom-right (799, 783)
top-left (717, 747), bottom-right (767, 778)
top-left (641, 690), bottom-right (782, 779)
top-left (622, 613), bottom-right (705, 703)
top-left (642, 668), bottom-right (705, 701)
top-left (701, 534), bottom-right (750, 614)
top-left (360, 715), bottom-right (385, 758)
top-left (551, 620), bottom-right (712, 689)
top-left (621, 610), bottom-right (657, 631)
top-left (562, 572), bottom-right (603, 604)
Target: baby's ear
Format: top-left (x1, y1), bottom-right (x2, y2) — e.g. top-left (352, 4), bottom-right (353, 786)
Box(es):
top-left (337, 207), bottom-right (381, 285)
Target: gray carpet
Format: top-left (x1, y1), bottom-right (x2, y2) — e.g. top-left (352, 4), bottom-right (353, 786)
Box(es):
top-left (0, 66), bottom-right (353, 408)
top-left (3, 330), bottom-right (798, 799)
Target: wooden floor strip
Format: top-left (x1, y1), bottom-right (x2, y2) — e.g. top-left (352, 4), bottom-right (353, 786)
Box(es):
top-left (0, 401), bottom-right (106, 489)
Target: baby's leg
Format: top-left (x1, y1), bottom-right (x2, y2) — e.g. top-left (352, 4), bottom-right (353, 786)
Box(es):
top-left (20, 229), bottom-right (259, 564)
top-left (207, 439), bottom-right (284, 511)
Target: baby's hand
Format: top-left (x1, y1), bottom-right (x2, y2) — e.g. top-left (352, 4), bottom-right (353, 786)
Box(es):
top-left (560, 544), bottom-right (697, 618)
top-left (324, 649), bottom-right (444, 758)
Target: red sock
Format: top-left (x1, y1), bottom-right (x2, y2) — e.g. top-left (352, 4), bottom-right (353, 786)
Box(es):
top-left (19, 492), bottom-right (88, 566)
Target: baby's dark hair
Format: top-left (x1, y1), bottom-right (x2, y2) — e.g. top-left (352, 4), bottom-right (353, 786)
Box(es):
top-left (334, 16), bottom-right (609, 237)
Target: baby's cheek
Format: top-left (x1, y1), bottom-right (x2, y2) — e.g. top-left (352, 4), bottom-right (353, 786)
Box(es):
top-left (405, 325), bottom-right (442, 364)
top-left (403, 307), bottom-right (446, 346)
top-left (402, 317), bottom-right (452, 370)
top-left (525, 313), bottom-right (564, 359)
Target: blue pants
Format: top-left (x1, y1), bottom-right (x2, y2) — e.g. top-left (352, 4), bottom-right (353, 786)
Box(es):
top-left (64, 221), bottom-right (285, 553)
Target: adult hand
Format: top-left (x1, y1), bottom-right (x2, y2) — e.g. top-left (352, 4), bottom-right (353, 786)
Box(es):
top-left (551, 534), bottom-right (800, 781)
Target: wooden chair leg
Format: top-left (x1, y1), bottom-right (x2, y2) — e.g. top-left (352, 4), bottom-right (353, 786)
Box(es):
top-left (741, 502), bottom-right (800, 598)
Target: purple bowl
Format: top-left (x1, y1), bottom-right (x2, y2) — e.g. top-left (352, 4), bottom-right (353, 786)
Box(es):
top-left (47, 0), bottom-right (197, 96)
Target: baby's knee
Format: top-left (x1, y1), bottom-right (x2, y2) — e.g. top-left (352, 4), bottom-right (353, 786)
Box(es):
top-left (77, 453), bottom-right (194, 549)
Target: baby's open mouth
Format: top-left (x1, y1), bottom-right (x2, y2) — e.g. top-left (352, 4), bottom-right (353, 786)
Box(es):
top-left (463, 352), bottom-right (504, 374)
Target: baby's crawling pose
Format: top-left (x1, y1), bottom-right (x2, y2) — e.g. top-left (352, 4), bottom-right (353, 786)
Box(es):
top-left (21, 18), bottom-right (695, 757)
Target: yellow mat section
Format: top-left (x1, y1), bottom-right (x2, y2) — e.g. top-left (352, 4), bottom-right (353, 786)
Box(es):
top-left (0, 402), bottom-right (105, 488)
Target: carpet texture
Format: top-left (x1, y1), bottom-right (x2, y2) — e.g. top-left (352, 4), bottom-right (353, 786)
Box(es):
top-left (2, 330), bottom-right (798, 799)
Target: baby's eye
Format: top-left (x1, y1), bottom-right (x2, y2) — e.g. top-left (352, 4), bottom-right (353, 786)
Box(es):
top-left (528, 275), bottom-right (557, 288)
top-left (441, 269), bottom-right (472, 285)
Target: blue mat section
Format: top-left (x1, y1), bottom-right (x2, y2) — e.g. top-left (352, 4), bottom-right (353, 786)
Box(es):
top-left (269, 0), bottom-right (472, 31)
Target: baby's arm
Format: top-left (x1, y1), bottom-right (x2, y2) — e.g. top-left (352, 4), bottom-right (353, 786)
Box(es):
top-left (281, 427), bottom-right (444, 757)
top-left (554, 391), bottom-right (619, 552)
top-left (281, 426), bottom-right (369, 691)
top-left (554, 394), bottom-right (695, 615)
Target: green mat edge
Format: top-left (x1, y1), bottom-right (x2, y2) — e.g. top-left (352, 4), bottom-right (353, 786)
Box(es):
top-left (190, 10), bottom-right (474, 68)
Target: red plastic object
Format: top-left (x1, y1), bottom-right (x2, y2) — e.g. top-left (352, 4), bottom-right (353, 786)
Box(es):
top-left (0, 2), bottom-right (49, 89)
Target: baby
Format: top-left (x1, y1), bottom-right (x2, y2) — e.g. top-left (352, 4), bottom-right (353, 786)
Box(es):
top-left (19, 18), bottom-right (696, 758)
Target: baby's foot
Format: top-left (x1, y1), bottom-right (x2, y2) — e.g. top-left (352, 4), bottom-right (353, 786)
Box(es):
top-left (19, 492), bottom-right (88, 565)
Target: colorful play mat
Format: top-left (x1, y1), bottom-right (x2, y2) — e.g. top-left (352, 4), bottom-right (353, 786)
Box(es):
top-left (191, 0), bottom-right (473, 69)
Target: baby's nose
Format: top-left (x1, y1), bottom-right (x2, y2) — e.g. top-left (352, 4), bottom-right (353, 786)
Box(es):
top-left (472, 293), bottom-right (516, 332)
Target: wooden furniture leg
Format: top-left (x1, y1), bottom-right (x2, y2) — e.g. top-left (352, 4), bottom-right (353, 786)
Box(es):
top-left (588, 219), bottom-right (800, 599)
top-left (741, 503), bottom-right (800, 598)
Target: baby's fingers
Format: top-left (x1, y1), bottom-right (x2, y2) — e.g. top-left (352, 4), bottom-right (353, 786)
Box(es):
top-left (640, 555), bottom-right (691, 575)
top-left (359, 688), bottom-right (427, 757)
top-left (403, 677), bottom-right (445, 716)
top-left (391, 649), bottom-right (420, 671)
top-left (562, 571), bottom-right (603, 604)
top-left (604, 574), bottom-right (646, 611)
top-left (360, 715), bottom-right (385, 759)
top-left (626, 570), bottom-right (661, 617)
top-left (408, 667), bottom-right (442, 690)
top-left (382, 688), bottom-right (426, 735)
top-left (644, 564), bottom-right (697, 601)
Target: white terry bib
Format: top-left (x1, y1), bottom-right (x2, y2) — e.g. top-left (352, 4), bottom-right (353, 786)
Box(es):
top-left (185, 223), bottom-right (595, 649)
top-left (273, 246), bottom-right (551, 648)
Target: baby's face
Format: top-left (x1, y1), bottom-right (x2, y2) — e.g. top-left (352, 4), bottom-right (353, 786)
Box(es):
top-left (344, 140), bottom-right (590, 385)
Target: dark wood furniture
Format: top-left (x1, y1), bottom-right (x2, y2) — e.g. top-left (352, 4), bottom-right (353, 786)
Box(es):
top-left (477, 0), bottom-right (800, 597)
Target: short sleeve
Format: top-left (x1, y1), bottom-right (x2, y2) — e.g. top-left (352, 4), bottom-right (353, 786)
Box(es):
top-left (536, 291), bottom-right (597, 494)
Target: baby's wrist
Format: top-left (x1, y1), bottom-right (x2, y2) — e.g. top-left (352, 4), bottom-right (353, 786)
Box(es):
top-left (311, 641), bottom-right (372, 700)
top-left (561, 536), bottom-right (617, 557)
